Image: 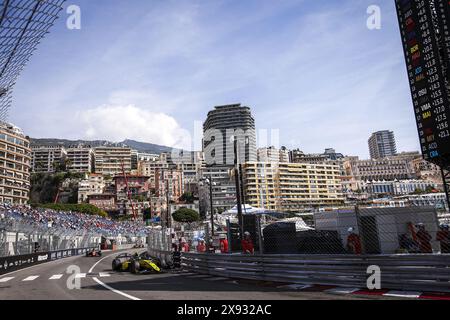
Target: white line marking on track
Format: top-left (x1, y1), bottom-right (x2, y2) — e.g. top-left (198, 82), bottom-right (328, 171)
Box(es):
top-left (383, 291), bottom-right (422, 299)
top-left (49, 274), bottom-right (63, 280)
top-left (88, 254), bottom-right (112, 273)
top-left (325, 287), bottom-right (361, 295)
top-left (99, 273), bottom-right (110, 277)
top-left (0, 277), bottom-right (14, 283)
top-left (93, 277), bottom-right (141, 301)
top-left (22, 276), bottom-right (39, 281)
top-left (75, 273), bottom-right (86, 279)
top-left (88, 251), bottom-right (141, 300)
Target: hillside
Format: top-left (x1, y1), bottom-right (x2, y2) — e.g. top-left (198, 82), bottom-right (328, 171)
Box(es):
top-left (30, 138), bottom-right (174, 154)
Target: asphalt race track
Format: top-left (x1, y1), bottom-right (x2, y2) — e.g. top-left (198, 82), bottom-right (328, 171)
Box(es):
top-left (0, 249), bottom-right (397, 300)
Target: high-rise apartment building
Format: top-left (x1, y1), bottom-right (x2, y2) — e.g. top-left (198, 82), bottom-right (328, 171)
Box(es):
top-left (137, 156), bottom-right (170, 187)
top-left (368, 130), bottom-right (397, 159)
top-left (66, 145), bottom-right (94, 173)
top-left (203, 104), bottom-right (257, 166)
top-left (200, 166), bottom-right (237, 214)
top-left (242, 162), bottom-right (344, 211)
top-left (0, 123), bottom-right (31, 204)
top-left (155, 169), bottom-right (184, 202)
top-left (257, 146), bottom-right (289, 163)
top-left (94, 147), bottom-right (132, 176)
top-left (31, 146), bottom-right (67, 173)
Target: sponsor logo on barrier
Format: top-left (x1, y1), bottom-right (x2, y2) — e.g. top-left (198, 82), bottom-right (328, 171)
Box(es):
top-left (0, 248), bottom-right (95, 275)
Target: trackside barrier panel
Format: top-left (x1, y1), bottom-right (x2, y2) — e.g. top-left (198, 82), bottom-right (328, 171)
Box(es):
top-left (0, 247), bottom-right (97, 275)
top-left (179, 252), bottom-right (450, 293)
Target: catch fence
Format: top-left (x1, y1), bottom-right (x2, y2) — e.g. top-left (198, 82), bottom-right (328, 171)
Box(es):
top-left (150, 206), bottom-right (449, 256)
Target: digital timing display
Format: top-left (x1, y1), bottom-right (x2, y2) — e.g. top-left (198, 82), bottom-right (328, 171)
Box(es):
top-left (395, 0), bottom-right (450, 164)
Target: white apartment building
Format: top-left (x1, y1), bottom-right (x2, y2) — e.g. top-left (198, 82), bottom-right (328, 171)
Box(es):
top-left (0, 123), bottom-right (31, 205)
top-left (78, 173), bottom-right (106, 203)
top-left (361, 179), bottom-right (441, 196)
top-left (66, 145), bottom-right (94, 173)
top-left (343, 156), bottom-right (417, 190)
top-left (94, 147), bottom-right (132, 176)
top-left (243, 162), bottom-right (344, 212)
top-left (137, 157), bottom-right (169, 186)
top-left (257, 146), bottom-right (289, 163)
top-left (77, 173), bottom-right (105, 203)
top-left (31, 145), bottom-right (67, 173)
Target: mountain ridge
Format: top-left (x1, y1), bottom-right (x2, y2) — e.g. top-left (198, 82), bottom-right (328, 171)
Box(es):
top-left (30, 138), bottom-right (175, 154)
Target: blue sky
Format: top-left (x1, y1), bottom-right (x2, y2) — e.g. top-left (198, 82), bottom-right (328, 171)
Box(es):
top-left (10, 0), bottom-right (419, 158)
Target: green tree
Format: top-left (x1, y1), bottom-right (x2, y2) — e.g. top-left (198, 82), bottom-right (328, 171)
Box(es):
top-left (179, 192), bottom-right (195, 204)
top-left (34, 203), bottom-right (108, 217)
top-left (172, 207), bottom-right (200, 223)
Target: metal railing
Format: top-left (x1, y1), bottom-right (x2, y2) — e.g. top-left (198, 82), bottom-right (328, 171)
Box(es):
top-left (180, 252), bottom-right (450, 293)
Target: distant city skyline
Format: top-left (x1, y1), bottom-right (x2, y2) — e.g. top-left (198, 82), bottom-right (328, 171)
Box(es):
top-left (10, 0), bottom-right (421, 159)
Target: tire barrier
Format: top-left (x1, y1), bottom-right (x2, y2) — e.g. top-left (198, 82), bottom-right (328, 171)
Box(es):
top-left (0, 247), bottom-right (96, 275)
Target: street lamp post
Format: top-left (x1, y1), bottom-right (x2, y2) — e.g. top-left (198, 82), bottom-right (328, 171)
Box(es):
top-left (201, 178), bottom-right (216, 237)
top-left (233, 137), bottom-right (244, 239)
top-left (207, 178), bottom-right (215, 237)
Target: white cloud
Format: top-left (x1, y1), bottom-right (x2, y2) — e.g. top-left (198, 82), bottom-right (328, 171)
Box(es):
top-left (76, 105), bottom-right (192, 149)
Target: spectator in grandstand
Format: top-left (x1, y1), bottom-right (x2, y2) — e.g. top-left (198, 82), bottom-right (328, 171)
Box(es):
top-left (346, 227), bottom-right (362, 255)
top-left (0, 204), bottom-right (147, 238)
top-left (436, 224), bottom-right (450, 254)
top-left (416, 223), bottom-right (433, 253)
top-left (241, 231), bottom-right (254, 254)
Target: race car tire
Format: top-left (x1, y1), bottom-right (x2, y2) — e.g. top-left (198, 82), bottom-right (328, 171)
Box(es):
top-left (112, 260), bottom-right (120, 271)
top-left (130, 260), bottom-right (140, 274)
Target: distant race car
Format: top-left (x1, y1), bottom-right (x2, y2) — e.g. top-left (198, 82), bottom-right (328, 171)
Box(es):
top-left (111, 252), bottom-right (161, 274)
top-left (86, 248), bottom-right (102, 257)
top-left (133, 243), bottom-right (145, 248)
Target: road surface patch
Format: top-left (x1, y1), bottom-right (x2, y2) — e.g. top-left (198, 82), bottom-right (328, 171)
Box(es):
top-left (187, 275), bottom-right (211, 279)
top-left (203, 277), bottom-right (229, 281)
top-left (277, 284), bottom-right (312, 290)
top-left (49, 274), bottom-right (63, 280)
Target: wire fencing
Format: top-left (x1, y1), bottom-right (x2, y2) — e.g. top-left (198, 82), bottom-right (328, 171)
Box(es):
top-left (148, 206), bottom-right (450, 256)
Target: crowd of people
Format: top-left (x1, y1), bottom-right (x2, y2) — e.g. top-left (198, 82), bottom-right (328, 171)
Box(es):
top-left (0, 204), bottom-right (148, 237)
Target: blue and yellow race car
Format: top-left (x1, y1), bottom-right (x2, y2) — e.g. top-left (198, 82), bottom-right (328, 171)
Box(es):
top-left (112, 252), bottom-right (161, 274)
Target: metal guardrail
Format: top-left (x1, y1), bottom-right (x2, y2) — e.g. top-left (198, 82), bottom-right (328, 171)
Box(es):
top-left (178, 252), bottom-right (450, 293)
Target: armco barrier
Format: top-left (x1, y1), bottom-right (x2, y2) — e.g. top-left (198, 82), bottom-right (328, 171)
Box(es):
top-left (179, 252), bottom-right (450, 293)
top-left (148, 248), bottom-right (174, 268)
top-left (0, 247), bottom-right (96, 275)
